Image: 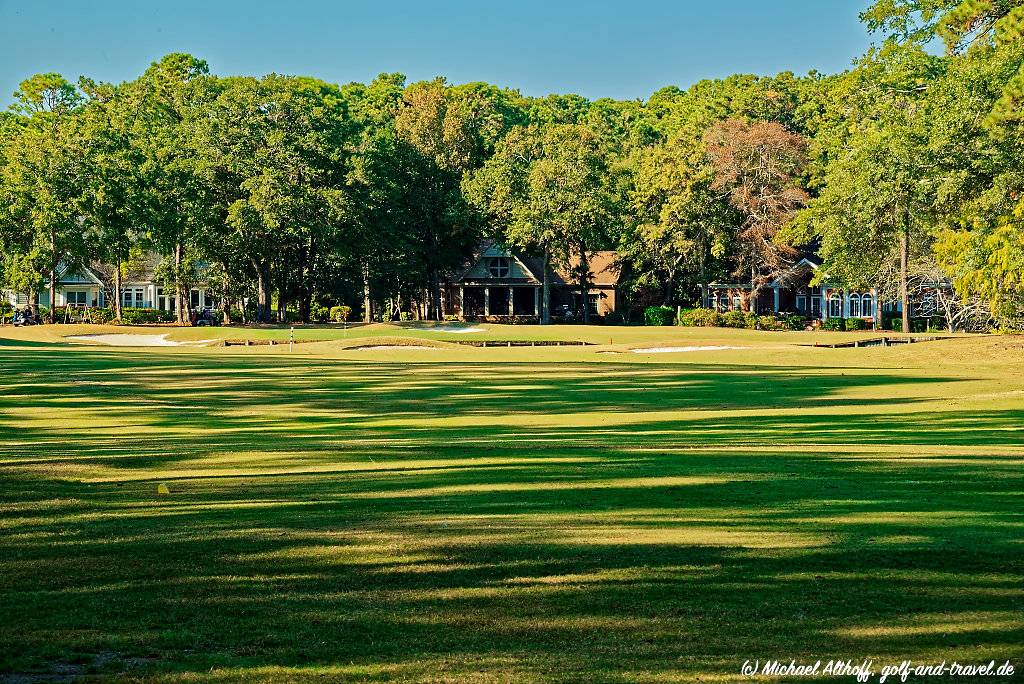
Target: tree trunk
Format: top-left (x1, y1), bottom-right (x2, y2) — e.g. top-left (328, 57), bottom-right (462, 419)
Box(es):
top-left (48, 266), bottom-right (57, 324)
top-left (48, 230), bottom-right (57, 324)
top-left (276, 265), bottom-right (288, 323)
top-left (430, 268), bottom-right (442, 321)
top-left (699, 246), bottom-right (708, 310)
top-left (113, 259), bottom-right (123, 323)
top-left (254, 260), bottom-right (272, 323)
top-left (29, 290), bottom-right (39, 318)
top-left (299, 240), bottom-right (313, 323)
top-left (900, 225), bottom-right (910, 333)
top-left (541, 247), bottom-right (551, 325)
top-left (362, 261), bottom-right (372, 323)
top-left (174, 243), bottom-right (191, 326)
top-left (578, 245), bottom-right (590, 324)
top-left (747, 266), bottom-right (758, 313)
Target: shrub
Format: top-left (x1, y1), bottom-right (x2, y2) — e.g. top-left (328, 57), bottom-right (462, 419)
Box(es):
top-left (443, 314), bottom-right (461, 322)
top-left (757, 314), bottom-right (794, 331)
top-left (822, 317), bottom-right (845, 331)
top-left (120, 308), bottom-right (175, 325)
top-left (329, 305), bottom-right (352, 323)
top-left (310, 304), bottom-right (329, 323)
top-left (90, 307), bottom-right (115, 323)
top-left (721, 310), bottom-right (747, 328)
top-left (889, 318), bottom-right (903, 332)
top-left (844, 317), bottom-right (867, 331)
top-left (604, 311), bottom-right (625, 325)
top-left (678, 307), bottom-right (721, 327)
top-left (781, 314), bottom-right (806, 331)
top-left (743, 311), bottom-right (760, 329)
top-left (644, 305), bottom-right (675, 326)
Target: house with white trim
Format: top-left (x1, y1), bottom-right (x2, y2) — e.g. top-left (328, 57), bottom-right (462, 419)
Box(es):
top-left (3, 255), bottom-right (217, 314)
top-left (704, 256), bottom-right (881, 323)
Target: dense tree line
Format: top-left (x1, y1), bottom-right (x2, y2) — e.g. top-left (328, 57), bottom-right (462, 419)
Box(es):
top-left (1, 0), bottom-right (1021, 327)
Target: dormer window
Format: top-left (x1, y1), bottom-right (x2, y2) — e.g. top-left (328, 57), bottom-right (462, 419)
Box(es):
top-left (488, 257), bottom-right (510, 278)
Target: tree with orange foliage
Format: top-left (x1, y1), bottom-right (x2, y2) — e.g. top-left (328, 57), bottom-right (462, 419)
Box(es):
top-left (704, 119), bottom-right (808, 311)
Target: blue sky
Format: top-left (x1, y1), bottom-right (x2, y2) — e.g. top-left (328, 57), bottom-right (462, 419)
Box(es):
top-left (0, 0), bottom-right (876, 106)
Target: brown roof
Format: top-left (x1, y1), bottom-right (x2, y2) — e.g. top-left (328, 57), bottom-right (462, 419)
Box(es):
top-left (454, 242), bottom-right (621, 288)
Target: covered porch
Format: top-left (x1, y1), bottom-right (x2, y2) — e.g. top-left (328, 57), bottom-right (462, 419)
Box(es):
top-left (458, 285), bottom-right (541, 319)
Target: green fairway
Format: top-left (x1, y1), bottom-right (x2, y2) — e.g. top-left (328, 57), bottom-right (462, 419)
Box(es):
top-left (1, 328), bottom-right (1022, 682)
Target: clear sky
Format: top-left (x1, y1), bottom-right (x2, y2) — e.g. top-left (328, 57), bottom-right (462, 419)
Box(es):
top-left (0, 0), bottom-right (876, 106)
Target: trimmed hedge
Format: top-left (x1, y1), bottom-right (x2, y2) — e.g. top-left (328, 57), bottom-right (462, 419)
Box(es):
top-left (844, 317), bottom-right (867, 331)
top-left (677, 308), bottom-right (809, 331)
top-left (121, 308), bottom-right (176, 324)
top-left (822, 317), bottom-right (845, 331)
top-left (721, 310), bottom-right (747, 328)
top-left (644, 306), bottom-right (676, 326)
top-left (678, 308), bottom-right (722, 327)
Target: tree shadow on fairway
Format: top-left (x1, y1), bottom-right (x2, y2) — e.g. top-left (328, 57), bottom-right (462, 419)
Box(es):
top-left (1, 346), bottom-right (1022, 681)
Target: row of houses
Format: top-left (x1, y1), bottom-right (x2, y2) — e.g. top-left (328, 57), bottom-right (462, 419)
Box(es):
top-left (3, 264), bottom-right (218, 314)
top-left (5, 242), bottom-right (916, 324)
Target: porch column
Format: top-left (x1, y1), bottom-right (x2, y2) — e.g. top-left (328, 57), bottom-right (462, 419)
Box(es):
top-left (773, 286), bottom-right (780, 313)
top-left (508, 288), bottom-right (514, 316)
top-left (843, 289), bottom-right (849, 317)
top-left (533, 287), bottom-right (539, 316)
top-left (459, 287), bottom-right (464, 319)
top-left (484, 288), bottom-right (490, 316)
top-left (820, 290), bottom-right (828, 320)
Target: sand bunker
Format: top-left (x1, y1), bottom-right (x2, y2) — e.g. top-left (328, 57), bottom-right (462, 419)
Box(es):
top-left (66, 334), bottom-right (216, 347)
top-left (630, 346), bottom-right (745, 353)
top-left (350, 345), bottom-right (439, 350)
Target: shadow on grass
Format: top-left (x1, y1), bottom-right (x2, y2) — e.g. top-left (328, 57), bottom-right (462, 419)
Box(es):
top-left (0, 346), bottom-right (1022, 681)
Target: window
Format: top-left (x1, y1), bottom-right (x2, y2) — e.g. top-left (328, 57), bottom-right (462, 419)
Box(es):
top-left (487, 257), bottom-right (510, 278)
top-left (862, 294), bottom-right (874, 318)
top-left (811, 296), bottom-right (821, 316)
top-left (587, 293), bottom-right (600, 315)
top-left (123, 289), bottom-right (145, 308)
top-left (795, 295), bottom-right (807, 313)
top-left (849, 294), bottom-right (862, 318)
top-left (190, 289), bottom-right (201, 309)
top-left (66, 291), bottom-right (87, 307)
top-left (717, 294), bottom-right (728, 312)
top-left (828, 292), bottom-right (842, 318)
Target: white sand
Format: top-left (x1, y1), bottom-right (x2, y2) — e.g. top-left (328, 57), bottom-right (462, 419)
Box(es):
top-left (350, 345), bottom-right (439, 350)
top-left (68, 333), bottom-right (177, 346)
top-left (630, 346), bottom-right (745, 354)
top-left (66, 334), bottom-right (217, 347)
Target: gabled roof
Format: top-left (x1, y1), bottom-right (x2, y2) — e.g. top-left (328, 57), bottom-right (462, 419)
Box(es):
top-left (453, 242), bottom-right (622, 288)
top-left (56, 263), bottom-right (104, 287)
top-left (455, 241), bottom-right (544, 284)
top-left (770, 256), bottom-right (822, 287)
